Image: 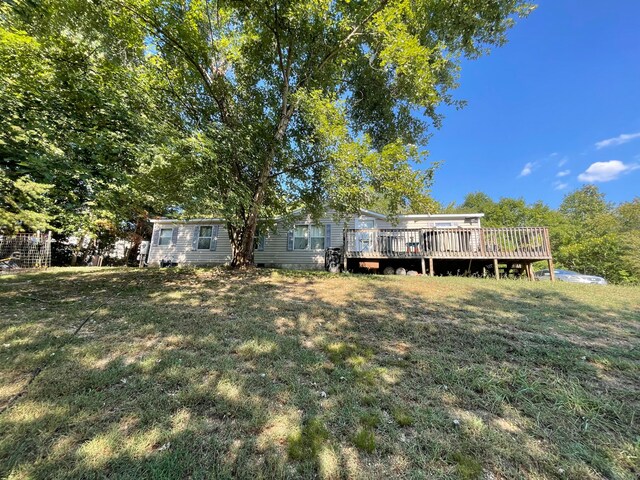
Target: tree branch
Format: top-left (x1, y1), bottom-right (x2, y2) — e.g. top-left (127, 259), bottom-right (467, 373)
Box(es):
top-left (113, 0), bottom-right (233, 125)
top-left (296, 0), bottom-right (390, 92)
top-left (269, 157), bottom-right (327, 179)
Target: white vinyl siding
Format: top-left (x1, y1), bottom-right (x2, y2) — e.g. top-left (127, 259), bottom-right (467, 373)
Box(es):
top-left (146, 210), bottom-right (483, 269)
top-left (254, 213), bottom-right (345, 268)
top-left (147, 222), bottom-right (231, 266)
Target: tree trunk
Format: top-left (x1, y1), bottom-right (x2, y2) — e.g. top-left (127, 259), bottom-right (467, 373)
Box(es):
top-left (228, 215), bottom-right (259, 268)
top-left (228, 103), bottom-right (296, 268)
top-left (126, 215), bottom-right (148, 266)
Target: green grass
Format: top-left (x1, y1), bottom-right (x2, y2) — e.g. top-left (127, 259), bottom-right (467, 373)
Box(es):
top-left (391, 407), bottom-right (414, 427)
top-left (353, 428), bottom-right (376, 453)
top-left (0, 267), bottom-right (639, 479)
top-left (287, 417), bottom-right (329, 461)
top-left (359, 411), bottom-right (381, 428)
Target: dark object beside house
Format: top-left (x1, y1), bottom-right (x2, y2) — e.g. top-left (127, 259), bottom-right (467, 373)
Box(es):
top-left (160, 258), bottom-right (178, 268)
top-left (324, 248), bottom-right (342, 273)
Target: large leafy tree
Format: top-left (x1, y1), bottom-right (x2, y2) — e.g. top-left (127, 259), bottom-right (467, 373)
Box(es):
top-left (453, 192), bottom-right (562, 229)
top-left (617, 198), bottom-right (640, 281)
top-left (108, 0), bottom-right (534, 266)
top-left (0, 1), bottom-right (160, 236)
top-left (1, 0), bottom-right (533, 265)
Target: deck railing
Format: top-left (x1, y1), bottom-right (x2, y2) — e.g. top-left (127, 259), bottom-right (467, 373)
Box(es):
top-left (344, 227), bottom-right (551, 260)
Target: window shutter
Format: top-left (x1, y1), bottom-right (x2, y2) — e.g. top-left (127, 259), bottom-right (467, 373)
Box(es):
top-left (171, 227), bottom-right (178, 246)
top-left (257, 233), bottom-right (265, 251)
top-left (325, 224), bottom-right (331, 248)
top-left (286, 229), bottom-right (294, 251)
top-left (210, 225), bottom-right (219, 251)
top-left (151, 227), bottom-right (160, 246)
top-left (192, 226), bottom-right (200, 250)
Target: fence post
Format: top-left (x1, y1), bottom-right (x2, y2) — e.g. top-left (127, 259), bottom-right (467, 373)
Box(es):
top-left (342, 229), bottom-right (347, 272)
top-left (46, 231), bottom-right (52, 268)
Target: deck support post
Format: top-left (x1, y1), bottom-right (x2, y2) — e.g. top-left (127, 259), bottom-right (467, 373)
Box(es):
top-left (547, 258), bottom-right (555, 282)
top-left (493, 258), bottom-right (500, 280)
top-left (420, 256), bottom-right (426, 275)
top-left (526, 262), bottom-right (534, 281)
top-left (428, 257), bottom-right (434, 277)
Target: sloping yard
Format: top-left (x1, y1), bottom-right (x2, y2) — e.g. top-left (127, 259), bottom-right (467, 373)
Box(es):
top-left (0, 268), bottom-right (638, 479)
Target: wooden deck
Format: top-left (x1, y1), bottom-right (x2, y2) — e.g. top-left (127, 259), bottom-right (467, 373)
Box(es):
top-left (344, 227), bottom-right (552, 261)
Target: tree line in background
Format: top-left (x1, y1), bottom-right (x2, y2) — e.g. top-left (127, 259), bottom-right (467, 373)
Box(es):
top-left (446, 186), bottom-right (640, 284)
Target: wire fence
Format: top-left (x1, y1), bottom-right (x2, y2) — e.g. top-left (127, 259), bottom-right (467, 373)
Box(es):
top-left (0, 231), bottom-right (52, 271)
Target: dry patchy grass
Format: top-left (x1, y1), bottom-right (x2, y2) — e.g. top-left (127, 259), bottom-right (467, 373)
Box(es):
top-left (0, 267), bottom-right (639, 479)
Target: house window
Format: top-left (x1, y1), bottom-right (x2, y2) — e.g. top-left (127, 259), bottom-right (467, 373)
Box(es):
top-left (159, 228), bottom-right (173, 245)
top-left (293, 224), bottom-right (325, 250)
top-left (254, 227), bottom-right (265, 251)
top-left (310, 225), bottom-right (325, 250)
top-left (293, 225), bottom-right (309, 250)
top-left (197, 226), bottom-right (213, 250)
top-left (435, 222), bottom-right (453, 228)
top-left (356, 219), bottom-right (375, 229)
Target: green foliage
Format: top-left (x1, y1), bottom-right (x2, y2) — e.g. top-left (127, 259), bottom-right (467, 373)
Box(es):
top-left (557, 233), bottom-right (631, 283)
top-left (559, 184), bottom-right (611, 223)
top-left (454, 191), bottom-right (561, 228)
top-left (0, 172), bottom-right (54, 233)
top-left (0, 1), bottom-right (167, 237)
top-left (1, 0), bottom-right (533, 264)
top-left (556, 186), bottom-right (638, 284)
top-left (93, 0), bottom-right (533, 264)
top-left (450, 186), bottom-right (639, 284)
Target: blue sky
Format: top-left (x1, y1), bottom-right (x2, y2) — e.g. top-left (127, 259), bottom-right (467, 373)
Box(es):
top-left (426, 0), bottom-right (640, 208)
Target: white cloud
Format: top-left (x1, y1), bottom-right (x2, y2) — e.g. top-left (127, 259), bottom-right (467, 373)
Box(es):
top-left (553, 182), bottom-right (568, 191)
top-left (577, 160), bottom-right (640, 182)
top-left (518, 162), bottom-right (535, 177)
top-left (595, 132), bottom-right (640, 149)
top-left (518, 154), bottom-right (568, 178)
top-left (556, 169), bottom-right (570, 177)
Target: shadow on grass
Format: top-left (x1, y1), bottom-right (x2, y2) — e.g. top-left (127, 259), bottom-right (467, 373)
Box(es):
top-left (0, 267), bottom-right (638, 479)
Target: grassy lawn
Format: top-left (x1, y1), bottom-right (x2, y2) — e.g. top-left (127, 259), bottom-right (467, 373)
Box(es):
top-left (0, 267), bottom-right (638, 479)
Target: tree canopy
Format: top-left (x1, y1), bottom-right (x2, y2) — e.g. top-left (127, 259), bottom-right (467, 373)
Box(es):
top-left (448, 186), bottom-right (640, 284)
top-left (0, 0), bottom-right (161, 240)
top-left (1, 0), bottom-right (534, 266)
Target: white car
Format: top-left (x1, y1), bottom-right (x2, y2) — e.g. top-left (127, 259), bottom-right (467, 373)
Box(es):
top-left (535, 269), bottom-right (607, 285)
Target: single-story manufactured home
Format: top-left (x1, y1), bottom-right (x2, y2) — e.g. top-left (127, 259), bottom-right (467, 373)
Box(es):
top-left (147, 209), bottom-right (554, 279)
top-left (148, 209), bottom-right (485, 270)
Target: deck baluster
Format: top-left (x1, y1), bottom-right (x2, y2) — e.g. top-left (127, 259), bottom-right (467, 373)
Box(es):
top-left (341, 227), bottom-right (551, 262)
